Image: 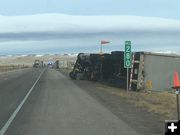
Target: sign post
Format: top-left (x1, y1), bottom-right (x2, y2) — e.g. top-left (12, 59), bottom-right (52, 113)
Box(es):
top-left (124, 41), bottom-right (132, 92)
top-left (176, 89), bottom-right (180, 120)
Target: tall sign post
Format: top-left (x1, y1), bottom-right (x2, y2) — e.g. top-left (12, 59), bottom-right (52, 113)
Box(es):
top-left (176, 89), bottom-right (180, 120)
top-left (124, 41), bottom-right (132, 92)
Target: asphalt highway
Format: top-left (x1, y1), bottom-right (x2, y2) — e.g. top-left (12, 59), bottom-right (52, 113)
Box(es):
top-left (0, 68), bottom-right (140, 135)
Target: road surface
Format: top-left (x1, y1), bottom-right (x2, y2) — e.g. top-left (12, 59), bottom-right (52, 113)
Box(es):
top-left (0, 68), bottom-right (140, 135)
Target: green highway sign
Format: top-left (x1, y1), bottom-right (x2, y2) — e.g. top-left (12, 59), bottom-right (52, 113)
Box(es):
top-left (124, 41), bottom-right (132, 68)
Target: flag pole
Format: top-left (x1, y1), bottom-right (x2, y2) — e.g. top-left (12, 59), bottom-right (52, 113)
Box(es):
top-left (176, 89), bottom-right (180, 120)
top-left (100, 43), bottom-right (102, 53)
top-left (100, 40), bottom-right (110, 54)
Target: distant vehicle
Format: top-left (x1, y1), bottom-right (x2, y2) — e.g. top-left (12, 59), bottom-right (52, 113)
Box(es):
top-left (54, 60), bottom-right (59, 69)
top-left (47, 61), bottom-right (53, 68)
top-left (33, 60), bottom-right (43, 68)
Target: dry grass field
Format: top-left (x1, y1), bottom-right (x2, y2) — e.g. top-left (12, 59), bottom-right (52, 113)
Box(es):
top-left (96, 83), bottom-right (177, 119)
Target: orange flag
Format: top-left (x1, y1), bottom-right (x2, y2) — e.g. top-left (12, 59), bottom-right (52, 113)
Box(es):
top-left (101, 40), bottom-right (110, 44)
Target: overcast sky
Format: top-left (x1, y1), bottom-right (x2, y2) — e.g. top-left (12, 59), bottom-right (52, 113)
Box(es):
top-left (0, 0), bottom-right (180, 55)
top-left (0, 0), bottom-right (179, 19)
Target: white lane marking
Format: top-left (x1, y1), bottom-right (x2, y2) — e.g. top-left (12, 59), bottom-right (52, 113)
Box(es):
top-left (0, 69), bottom-right (45, 135)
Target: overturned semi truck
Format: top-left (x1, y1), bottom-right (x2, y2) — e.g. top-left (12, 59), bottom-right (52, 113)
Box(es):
top-left (69, 51), bottom-right (142, 90)
top-left (70, 51), bottom-right (180, 91)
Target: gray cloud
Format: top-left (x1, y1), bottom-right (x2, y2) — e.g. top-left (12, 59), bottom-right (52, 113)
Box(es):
top-left (0, 14), bottom-right (180, 54)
